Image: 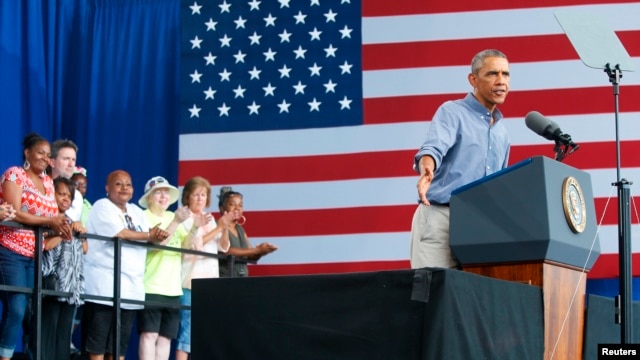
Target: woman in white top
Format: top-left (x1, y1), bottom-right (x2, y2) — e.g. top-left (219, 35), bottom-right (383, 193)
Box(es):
top-left (174, 176), bottom-right (236, 360)
top-left (83, 170), bottom-right (169, 360)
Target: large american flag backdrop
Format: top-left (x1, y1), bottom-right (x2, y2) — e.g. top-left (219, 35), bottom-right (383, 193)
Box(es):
top-left (179, 0), bottom-right (640, 279)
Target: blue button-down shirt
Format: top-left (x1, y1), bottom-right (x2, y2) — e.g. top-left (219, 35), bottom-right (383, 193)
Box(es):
top-left (414, 93), bottom-right (510, 204)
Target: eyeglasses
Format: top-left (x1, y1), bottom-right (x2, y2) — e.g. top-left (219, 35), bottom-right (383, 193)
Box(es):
top-left (124, 214), bottom-right (137, 231)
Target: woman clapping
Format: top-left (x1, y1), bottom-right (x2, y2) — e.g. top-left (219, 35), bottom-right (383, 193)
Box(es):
top-left (0, 133), bottom-right (71, 360)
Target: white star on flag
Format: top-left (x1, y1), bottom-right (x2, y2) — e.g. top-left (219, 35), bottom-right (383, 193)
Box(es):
top-left (189, 1), bottom-right (201, 15)
top-left (188, 104), bottom-right (201, 118)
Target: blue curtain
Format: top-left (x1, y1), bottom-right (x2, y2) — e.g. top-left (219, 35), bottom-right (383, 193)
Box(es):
top-left (0, 0), bottom-right (180, 203)
top-left (1, 1), bottom-right (54, 169)
top-left (1, 1), bottom-right (179, 356)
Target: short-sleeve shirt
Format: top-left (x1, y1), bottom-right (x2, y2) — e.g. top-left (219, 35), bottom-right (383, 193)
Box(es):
top-left (84, 198), bottom-right (150, 309)
top-left (0, 166), bottom-right (58, 257)
top-left (142, 209), bottom-right (183, 296)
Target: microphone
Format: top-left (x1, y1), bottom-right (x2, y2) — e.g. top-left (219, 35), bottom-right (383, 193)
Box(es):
top-left (525, 111), bottom-right (579, 161)
top-left (525, 111), bottom-right (563, 141)
top-left (525, 111), bottom-right (577, 146)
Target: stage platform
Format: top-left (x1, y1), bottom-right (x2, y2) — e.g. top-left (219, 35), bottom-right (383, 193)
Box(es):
top-left (192, 268), bottom-right (544, 359)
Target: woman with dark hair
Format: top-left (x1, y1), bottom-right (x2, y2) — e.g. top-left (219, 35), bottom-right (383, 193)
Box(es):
top-left (217, 187), bottom-right (277, 278)
top-left (41, 176), bottom-right (87, 360)
top-left (71, 166), bottom-right (92, 226)
top-left (0, 132), bottom-right (71, 359)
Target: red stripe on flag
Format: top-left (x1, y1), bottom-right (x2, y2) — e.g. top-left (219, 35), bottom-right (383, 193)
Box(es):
top-left (178, 150), bottom-right (416, 186)
top-left (247, 255), bottom-right (640, 279)
top-left (243, 205), bottom-right (415, 237)
top-left (363, 86), bottom-right (640, 125)
top-left (509, 141), bottom-right (640, 171)
top-left (363, 34), bottom-right (576, 71)
top-left (237, 197), bottom-right (639, 238)
top-left (585, 253), bottom-right (640, 278)
top-left (248, 260), bottom-right (411, 276)
top-left (501, 86), bottom-right (640, 119)
top-left (362, 0), bottom-right (640, 17)
top-left (178, 141), bottom-right (640, 186)
top-left (594, 197), bottom-right (640, 226)
top-left (363, 31), bottom-right (640, 71)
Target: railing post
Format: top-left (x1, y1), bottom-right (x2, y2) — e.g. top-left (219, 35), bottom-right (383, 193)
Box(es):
top-left (31, 226), bottom-right (44, 360)
top-left (112, 236), bottom-right (122, 358)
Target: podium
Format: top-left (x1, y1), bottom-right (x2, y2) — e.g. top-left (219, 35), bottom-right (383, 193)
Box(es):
top-left (450, 156), bottom-right (601, 360)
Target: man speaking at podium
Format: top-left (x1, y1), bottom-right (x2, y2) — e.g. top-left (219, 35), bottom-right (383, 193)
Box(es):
top-left (410, 49), bottom-right (511, 269)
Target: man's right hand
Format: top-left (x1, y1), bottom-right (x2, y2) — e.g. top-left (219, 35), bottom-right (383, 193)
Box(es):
top-left (416, 155), bottom-right (436, 205)
top-left (417, 170), bottom-right (433, 205)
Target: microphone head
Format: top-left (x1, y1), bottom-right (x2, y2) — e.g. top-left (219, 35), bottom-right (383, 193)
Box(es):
top-left (525, 111), bottom-right (550, 135)
top-left (525, 111), bottom-right (560, 140)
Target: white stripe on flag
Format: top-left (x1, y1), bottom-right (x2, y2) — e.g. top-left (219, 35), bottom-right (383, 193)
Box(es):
top-left (185, 167), bottom-right (639, 214)
top-left (363, 59), bottom-right (640, 98)
top-left (180, 112), bottom-right (640, 161)
top-left (363, 3), bottom-right (640, 44)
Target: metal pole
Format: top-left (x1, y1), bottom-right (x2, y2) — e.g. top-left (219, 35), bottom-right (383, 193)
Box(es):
top-left (606, 64), bottom-right (633, 344)
top-left (112, 237), bottom-right (122, 357)
top-left (31, 227), bottom-right (44, 360)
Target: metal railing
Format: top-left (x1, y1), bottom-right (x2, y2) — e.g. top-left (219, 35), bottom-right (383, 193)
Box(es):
top-left (0, 221), bottom-right (254, 359)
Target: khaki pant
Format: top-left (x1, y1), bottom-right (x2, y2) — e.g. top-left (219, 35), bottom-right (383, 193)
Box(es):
top-left (409, 203), bottom-right (459, 269)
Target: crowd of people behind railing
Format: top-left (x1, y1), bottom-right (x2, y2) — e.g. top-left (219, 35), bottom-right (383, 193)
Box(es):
top-left (0, 133), bottom-right (278, 360)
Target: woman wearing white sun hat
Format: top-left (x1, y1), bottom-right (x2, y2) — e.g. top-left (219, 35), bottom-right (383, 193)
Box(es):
top-left (137, 176), bottom-right (191, 360)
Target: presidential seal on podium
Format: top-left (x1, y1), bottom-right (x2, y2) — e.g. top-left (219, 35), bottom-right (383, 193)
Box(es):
top-left (562, 176), bottom-right (587, 233)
